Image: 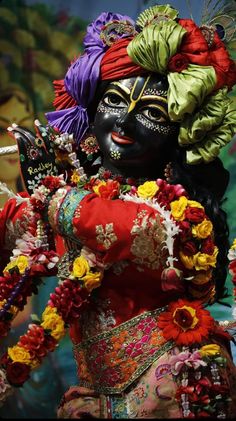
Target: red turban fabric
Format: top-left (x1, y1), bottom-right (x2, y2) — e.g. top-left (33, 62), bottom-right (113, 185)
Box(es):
top-left (100, 37), bottom-right (147, 81)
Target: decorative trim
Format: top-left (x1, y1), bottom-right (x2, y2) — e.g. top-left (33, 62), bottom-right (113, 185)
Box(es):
top-left (74, 307), bottom-right (174, 394)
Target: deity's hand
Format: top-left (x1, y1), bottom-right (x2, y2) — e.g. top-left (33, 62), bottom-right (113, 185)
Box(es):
top-left (7, 120), bottom-right (59, 194)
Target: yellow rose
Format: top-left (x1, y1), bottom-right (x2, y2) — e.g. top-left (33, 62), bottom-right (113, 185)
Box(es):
top-left (192, 219), bottom-right (213, 239)
top-left (82, 271), bottom-right (103, 292)
top-left (193, 247), bottom-right (218, 271)
top-left (41, 305), bottom-right (65, 341)
top-left (93, 181), bottom-right (106, 196)
top-left (137, 181), bottom-right (159, 199)
top-left (4, 255), bottom-right (29, 274)
top-left (231, 239), bottom-right (236, 250)
top-left (187, 200), bottom-right (204, 209)
top-left (170, 196), bottom-right (188, 221)
top-left (8, 345), bottom-right (32, 365)
top-left (179, 252), bottom-right (195, 269)
top-left (72, 256), bottom-right (90, 278)
top-left (70, 170), bottom-right (81, 184)
top-left (199, 344), bottom-right (221, 357)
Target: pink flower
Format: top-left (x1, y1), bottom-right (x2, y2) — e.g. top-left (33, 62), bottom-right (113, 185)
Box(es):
top-left (80, 246), bottom-right (105, 269)
top-left (169, 349), bottom-right (207, 375)
top-left (13, 232), bottom-right (37, 257)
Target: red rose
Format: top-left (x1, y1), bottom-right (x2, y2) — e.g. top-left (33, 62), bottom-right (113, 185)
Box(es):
top-left (185, 206), bottom-right (205, 223)
top-left (201, 237), bottom-right (215, 255)
top-left (6, 362), bottom-right (30, 386)
top-left (178, 220), bottom-right (191, 240)
top-left (182, 241), bottom-right (198, 256)
top-left (168, 53), bottom-right (189, 73)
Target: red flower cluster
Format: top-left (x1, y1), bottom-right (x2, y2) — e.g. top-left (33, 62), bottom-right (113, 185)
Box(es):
top-left (41, 175), bottom-right (64, 191)
top-left (156, 179), bottom-right (187, 208)
top-left (18, 324), bottom-right (57, 360)
top-left (49, 278), bottom-right (89, 324)
top-left (6, 362), bottom-right (31, 386)
top-left (97, 180), bottom-right (120, 199)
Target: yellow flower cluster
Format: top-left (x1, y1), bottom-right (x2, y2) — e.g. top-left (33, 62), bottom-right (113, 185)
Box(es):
top-left (137, 181), bottom-right (159, 199)
top-left (230, 239), bottom-right (236, 250)
top-left (170, 196), bottom-right (203, 221)
top-left (7, 306), bottom-right (66, 369)
top-left (70, 170), bottom-right (81, 184)
top-left (72, 255), bottom-right (103, 292)
top-left (4, 255), bottom-right (29, 274)
top-left (41, 306), bottom-right (65, 341)
top-left (7, 345), bottom-right (39, 368)
top-left (192, 219), bottom-right (213, 239)
top-left (180, 247), bottom-right (218, 271)
top-left (199, 344), bottom-right (221, 357)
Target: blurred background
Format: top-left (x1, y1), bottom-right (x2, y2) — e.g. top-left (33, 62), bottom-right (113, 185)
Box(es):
top-left (0, 0), bottom-right (236, 418)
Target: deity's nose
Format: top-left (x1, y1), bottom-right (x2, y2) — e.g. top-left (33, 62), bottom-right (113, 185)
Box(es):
top-left (115, 108), bottom-right (135, 135)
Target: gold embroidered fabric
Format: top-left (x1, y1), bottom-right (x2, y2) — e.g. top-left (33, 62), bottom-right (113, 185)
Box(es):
top-left (74, 308), bottom-right (173, 394)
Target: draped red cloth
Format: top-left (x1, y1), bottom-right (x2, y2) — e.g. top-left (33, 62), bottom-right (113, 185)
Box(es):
top-left (100, 37), bottom-right (147, 81)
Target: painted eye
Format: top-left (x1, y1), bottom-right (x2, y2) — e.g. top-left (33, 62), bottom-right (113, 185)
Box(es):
top-left (103, 93), bottom-right (127, 108)
top-left (142, 107), bottom-right (166, 122)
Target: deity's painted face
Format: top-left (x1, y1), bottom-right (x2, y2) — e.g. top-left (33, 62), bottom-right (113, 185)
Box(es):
top-left (94, 74), bottom-right (178, 177)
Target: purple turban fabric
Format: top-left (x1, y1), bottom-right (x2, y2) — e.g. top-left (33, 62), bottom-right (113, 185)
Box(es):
top-left (46, 12), bottom-right (134, 145)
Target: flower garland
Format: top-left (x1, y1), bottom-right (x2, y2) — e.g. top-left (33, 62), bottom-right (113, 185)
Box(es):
top-left (78, 174), bottom-right (218, 301)
top-left (228, 239), bottom-right (236, 321)
top-left (169, 343), bottom-right (230, 418)
top-left (0, 175), bottom-right (68, 339)
top-left (0, 249), bottom-right (103, 399)
top-left (0, 171), bottom-right (219, 402)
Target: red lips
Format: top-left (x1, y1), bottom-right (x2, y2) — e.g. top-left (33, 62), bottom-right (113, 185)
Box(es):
top-left (111, 131), bottom-right (134, 145)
